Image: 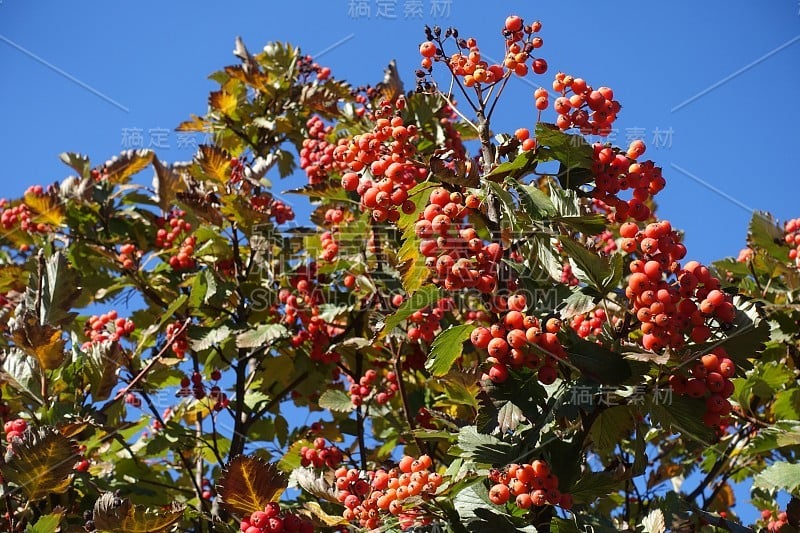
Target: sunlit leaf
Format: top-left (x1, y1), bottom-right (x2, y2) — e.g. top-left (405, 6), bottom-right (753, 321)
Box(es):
top-left (194, 144), bottom-right (232, 185)
top-left (426, 324), bottom-right (476, 377)
top-left (318, 389), bottom-right (354, 413)
top-left (102, 149), bottom-right (154, 185)
top-left (59, 152), bottom-right (91, 179)
top-left (217, 455), bottom-right (287, 515)
top-left (93, 492), bottom-right (184, 533)
top-left (24, 191), bottom-right (65, 227)
top-left (0, 426), bottom-right (78, 500)
top-left (209, 90), bottom-right (239, 119)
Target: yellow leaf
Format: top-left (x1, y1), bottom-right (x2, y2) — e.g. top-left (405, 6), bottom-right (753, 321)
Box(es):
top-left (93, 493), bottom-right (185, 533)
top-left (298, 502), bottom-right (348, 527)
top-left (194, 144), bottom-right (232, 185)
top-left (218, 456), bottom-right (287, 516)
top-left (224, 65), bottom-right (272, 94)
top-left (102, 149), bottom-right (154, 185)
top-left (709, 482), bottom-right (735, 513)
top-left (176, 114), bottom-right (212, 132)
top-left (0, 264), bottom-right (28, 293)
top-left (11, 316), bottom-right (65, 370)
top-left (0, 427), bottom-right (78, 500)
top-left (24, 193), bottom-right (65, 227)
top-left (209, 90), bottom-right (239, 118)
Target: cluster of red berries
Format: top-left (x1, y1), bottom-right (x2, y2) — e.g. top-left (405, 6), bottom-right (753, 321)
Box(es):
top-left (166, 320), bottom-right (189, 359)
top-left (3, 418), bottom-right (27, 442)
top-left (570, 308), bottom-right (608, 339)
top-left (83, 311), bottom-right (135, 348)
top-left (470, 294), bottom-right (568, 385)
top-left (299, 437), bottom-right (343, 469)
top-left (406, 297), bottom-right (454, 343)
top-left (347, 369), bottom-right (399, 407)
top-left (514, 127), bottom-right (538, 151)
top-left (760, 509), bottom-right (791, 532)
top-left (336, 97), bottom-right (427, 223)
top-left (90, 167), bottom-right (109, 181)
top-left (416, 187), bottom-right (506, 293)
top-left (75, 445), bottom-right (90, 473)
top-left (178, 370), bottom-right (229, 411)
top-left (201, 477), bottom-right (215, 500)
top-left (593, 229), bottom-right (618, 255)
top-left (590, 142), bottom-right (666, 223)
top-left (784, 217), bottom-right (800, 268)
top-left (239, 502), bottom-right (314, 533)
top-left (419, 16), bottom-right (546, 88)
top-left (299, 116), bottom-right (341, 184)
top-left (117, 243), bottom-right (139, 270)
top-left (622, 220), bottom-right (734, 351)
top-left (487, 460), bottom-right (572, 510)
top-left (335, 454), bottom-right (442, 530)
top-left (125, 392), bottom-right (142, 408)
top-left (297, 53), bottom-right (332, 82)
top-left (155, 210), bottom-right (197, 270)
top-left (561, 262), bottom-right (579, 286)
top-left (0, 202), bottom-right (45, 234)
top-left (230, 157), bottom-right (244, 184)
top-left (551, 73), bottom-right (620, 136)
top-left (251, 194), bottom-right (295, 224)
top-left (668, 347), bottom-right (736, 428)
top-left (319, 230), bottom-right (340, 262)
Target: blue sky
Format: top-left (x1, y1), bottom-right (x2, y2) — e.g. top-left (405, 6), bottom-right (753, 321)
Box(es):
top-left (2, 0), bottom-right (799, 525)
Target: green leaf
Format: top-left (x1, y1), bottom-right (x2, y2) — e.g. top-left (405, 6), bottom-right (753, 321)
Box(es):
top-left (754, 462), bottom-right (800, 495)
top-left (747, 422), bottom-right (800, 453)
top-left (534, 123), bottom-right (594, 189)
top-left (748, 211), bottom-right (788, 263)
top-left (566, 332), bottom-right (632, 385)
top-left (380, 284), bottom-right (440, 336)
top-left (0, 427), bottom-right (79, 500)
top-left (236, 323), bottom-right (288, 349)
top-left (93, 492), bottom-right (185, 533)
top-left (559, 237), bottom-right (620, 294)
top-left (774, 390), bottom-right (800, 421)
top-left (590, 406), bottom-right (635, 451)
top-left (85, 340), bottom-right (125, 401)
top-left (426, 324), bottom-right (476, 377)
top-left (59, 152), bottom-right (91, 179)
top-left (512, 182), bottom-right (557, 219)
top-left (317, 389), bottom-right (354, 413)
top-left (483, 149), bottom-right (537, 182)
top-left (102, 149), bottom-right (154, 185)
top-left (0, 349), bottom-right (43, 403)
top-left (190, 325), bottom-right (232, 352)
top-left (649, 394), bottom-right (716, 443)
top-left (569, 472), bottom-right (622, 505)
top-left (455, 426), bottom-right (517, 464)
top-left (26, 251), bottom-right (80, 328)
top-left (25, 511), bottom-right (64, 533)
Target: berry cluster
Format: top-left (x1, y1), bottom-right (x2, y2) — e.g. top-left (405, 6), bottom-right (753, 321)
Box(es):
top-left (470, 294), bottom-right (568, 385)
top-left (297, 53), bottom-right (332, 82)
top-left (561, 262), bottom-right (579, 286)
top-left (251, 193), bottom-right (295, 224)
top-left (622, 220), bottom-right (734, 351)
top-left (514, 127), bottom-right (538, 151)
top-left (125, 392), bottom-right (142, 408)
top-left (166, 320), bottom-right (189, 359)
top-left (336, 97), bottom-right (426, 222)
top-left (570, 308), bottom-right (608, 339)
top-left (117, 243), bottom-right (139, 270)
top-left (3, 418), bottom-right (27, 442)
top-left (299, 437), bottom-right (343, 469)
top-left (299, 116), bottom-right (341, 184)
top-left (335, 454), bottom-right (442, 530)
top-left (784, 217), bottom-right (800, 268)
top-left (347, 369), bottom-right (399, 407)
top-left (230, 157), bottom-right (244, 184)
top-left (239, 502), bottom-right (314, 533)
top-left (0, 202), bottom-right (45, 234)
top-left (668, 347), bottom-right (736, 428)
top-left (156, 210), bottom-right (197, 270)
top-left (418, 16), bottom-right (546, 89)
top-left (83, 311), bottom-right (135, 347)
top-left (487, 460), bottom-right (572, 510)
top-left (590, 142), bottom-right (665, 223)
top-left (416, 187), bottom-right (504, 293)
top-left (178, 370), bottom-right (229, 411)
top-left (406, 297), bottom-right (453, 343)
top-left (552, 73), bottom-right (620, 136)
top-left (760, 509), bottom-right (790, 532)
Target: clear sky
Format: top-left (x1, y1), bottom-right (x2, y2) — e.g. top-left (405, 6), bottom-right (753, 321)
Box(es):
top-left (1, 0), bottom-right (799, 524)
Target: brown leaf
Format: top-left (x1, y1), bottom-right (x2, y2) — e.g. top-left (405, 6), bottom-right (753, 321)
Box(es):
top-left (11, 315), bottom-right (65, 370)
top-left (209, 90), bottom-right (239, 118)
top-left (0, 426), bottom-right (78, 500)
top-left (708, 482), bottom-right (735, 513)
top-left (217, 455), bottom-right (287, 516)
top-left (93, 492), bottom-right (185, 533)
top-left (102, 149), bottom-right (154, 185)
